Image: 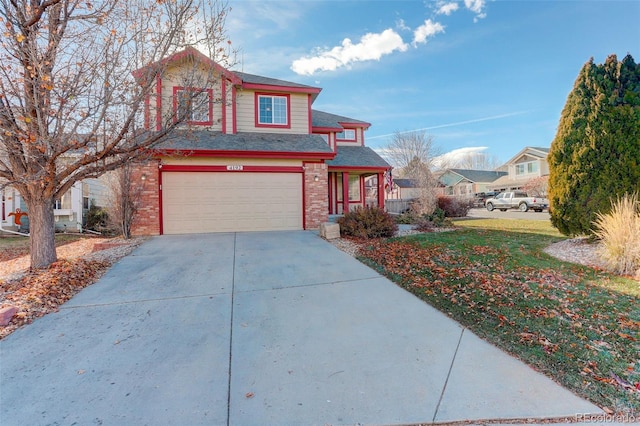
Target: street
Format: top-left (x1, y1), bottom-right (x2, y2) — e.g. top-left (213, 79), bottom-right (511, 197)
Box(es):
top-left (466, 207), bottom-right (551, 221)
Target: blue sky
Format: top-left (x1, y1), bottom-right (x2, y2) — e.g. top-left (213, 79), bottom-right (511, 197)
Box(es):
top-left (225, 0), bottom-right (639, 165)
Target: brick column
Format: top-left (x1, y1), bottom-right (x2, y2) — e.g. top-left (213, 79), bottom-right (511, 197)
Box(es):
top-left (130, 160), bottom-right (161, 236)
top-left (304, 162), bottom-right (328, 229)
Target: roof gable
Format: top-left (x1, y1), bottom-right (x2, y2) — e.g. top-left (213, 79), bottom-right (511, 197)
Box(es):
top-left (502, 146), bottom-right (549, 166)
top-left (132, 46), bottom-right (241, 85)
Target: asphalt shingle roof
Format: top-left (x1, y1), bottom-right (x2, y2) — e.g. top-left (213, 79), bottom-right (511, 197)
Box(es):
top-left (327, 146), bottom-right (390, 169)
top-left (393, 178), bottom-right (418, 188)
top-left (448, 169), bottom-right (507, 183)
top-left (153, 130), bottom-right (334, 156)
top-left (311, 110), bottom-right (370, 129)
top-left (234, 71), bottom-right (320, 91)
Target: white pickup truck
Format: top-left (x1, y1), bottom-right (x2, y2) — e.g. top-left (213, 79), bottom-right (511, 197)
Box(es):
top-left (485, 191), bottom-right (549, 212)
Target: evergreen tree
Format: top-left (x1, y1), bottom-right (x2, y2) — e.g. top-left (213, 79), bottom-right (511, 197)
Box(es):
top-left (548, 54), bottom-right (640, 235)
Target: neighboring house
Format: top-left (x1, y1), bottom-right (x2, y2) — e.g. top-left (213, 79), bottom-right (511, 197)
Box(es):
top-left (1, 179), bottom-right (108, 234)
top-left (438, 169), bottom-right (507, 197)
top-left (130, 47), bottom-right (390, 235)
top-left (385, 179), bottom-right (421, 200)
top-left (490, 147), bottom-right (550, 192)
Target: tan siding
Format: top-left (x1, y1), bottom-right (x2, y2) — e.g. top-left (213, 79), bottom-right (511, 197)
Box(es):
top-left (158, 63), bottom-right (225, 131)
top-left (235, 90), bottom-right (309, 134)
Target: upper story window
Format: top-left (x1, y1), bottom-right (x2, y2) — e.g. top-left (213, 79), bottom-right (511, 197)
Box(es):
top-left (515, 161), bottom-right (539, 175)
top-left (174, 87), bottom-right (213, 125)
top-left (256, 94), bottom-right (289, 127)
top-left (336, 129), bottom-right (356, 141)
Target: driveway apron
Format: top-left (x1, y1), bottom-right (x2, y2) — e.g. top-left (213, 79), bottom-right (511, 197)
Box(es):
top-left (0, 231), bottom-right (602, 425)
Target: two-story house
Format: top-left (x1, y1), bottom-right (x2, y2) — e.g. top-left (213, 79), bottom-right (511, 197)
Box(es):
top-left (490, 147), bottom-right (549, 193)
top-left (130, 47), bottom-right (390, 235)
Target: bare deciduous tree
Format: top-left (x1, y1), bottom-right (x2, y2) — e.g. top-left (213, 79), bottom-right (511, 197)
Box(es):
top-left (454, 151), bottom-right (501, 170)
top-left (0, 0), bottom-right (235, 268)
top-left (105, 163), bottom-right (140, 239)
top-left (386, 131), bottom-right (440, 215)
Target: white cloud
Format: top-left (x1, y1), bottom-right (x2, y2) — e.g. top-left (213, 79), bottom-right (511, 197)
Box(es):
top-left (464, 0), bottom-right (487, 22)
top-left (433, 146), bottom-right (488, 168)
top-left (437, 2), bottom-right (459, 15)
top-left (291, 29), bottom-right (408, 76)
top-left (396, 18), bottom-right (410, 32)
top-left (412, 19), bottom-right (445, 46)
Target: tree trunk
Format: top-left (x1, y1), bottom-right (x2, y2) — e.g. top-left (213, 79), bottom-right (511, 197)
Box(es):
top-left (26, 197), bottom-right (58, 269)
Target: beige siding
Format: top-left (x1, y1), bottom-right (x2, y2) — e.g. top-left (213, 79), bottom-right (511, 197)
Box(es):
top-left (154, 63), bottom-right (226, 131)
top-left (235, 91), bottom-right (309, 134)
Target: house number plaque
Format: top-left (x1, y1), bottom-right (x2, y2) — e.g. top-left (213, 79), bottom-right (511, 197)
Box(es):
top-left (226, 165), bottom-right (243, 171)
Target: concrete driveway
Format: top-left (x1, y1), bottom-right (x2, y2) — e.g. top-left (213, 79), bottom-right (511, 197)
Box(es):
top-left (1, 231), bottom-right (602, 425)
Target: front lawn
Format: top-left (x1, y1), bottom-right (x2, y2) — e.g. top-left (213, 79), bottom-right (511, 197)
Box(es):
top-left (0, 234), bottom-right (86, 262)
top-left (357, 220), bottom-right (639, 414)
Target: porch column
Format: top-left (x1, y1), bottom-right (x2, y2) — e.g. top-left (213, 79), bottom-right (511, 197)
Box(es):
top-left (377, 171), bottom-right (385, 209)
top-left (342, 171), bottom-right (349, 213)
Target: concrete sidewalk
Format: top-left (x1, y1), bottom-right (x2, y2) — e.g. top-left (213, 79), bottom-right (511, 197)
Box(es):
top-left (1, 231), bottom-right (604, 425)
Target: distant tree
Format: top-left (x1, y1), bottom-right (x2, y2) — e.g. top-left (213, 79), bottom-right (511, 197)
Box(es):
top-left (451, 151), bottom-right (501, 170)
top-left (386, 131), bottom-right (440, 215)
top-left (548, 54), bottom-right (640, 236)
top-left (522, 176), bottom-right (549, 197)
top-left (0, 0), bottom-right (235, 268)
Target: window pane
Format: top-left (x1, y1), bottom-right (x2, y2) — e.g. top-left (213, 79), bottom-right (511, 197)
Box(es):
top-left (349, 175), bottom-right (360, 201)
top-left (273, 97), bottom-right (287, 124)
top-left (337, 129), bottom-right (355, 140)
top-left (259, 96), bottom-right (287, 125)
top-left (177, 89), bottom-right (210, 123)
top-left (192, 91), bottom-right (210, 122)
top-left (259, 96), bottom-right (272, 123)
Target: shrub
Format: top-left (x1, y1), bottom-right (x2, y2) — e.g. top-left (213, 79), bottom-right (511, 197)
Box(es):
top-left (338, 206), bottom-right (398, 239)
top-left (437, 195), bottom-right (474, 218)
top-left (592, 193), bottom-right (640, 276)
top-left (85, 205), bottom-right (109, 231)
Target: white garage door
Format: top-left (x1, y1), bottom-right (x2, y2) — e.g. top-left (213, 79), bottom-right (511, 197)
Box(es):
top-left (162, 172), bottom-right (303, 234)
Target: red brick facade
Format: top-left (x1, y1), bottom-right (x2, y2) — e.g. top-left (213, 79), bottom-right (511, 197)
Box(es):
top-left (304, 162), bottom-right (328, 229)
top-left (130, 160), bottom-right (161, 236)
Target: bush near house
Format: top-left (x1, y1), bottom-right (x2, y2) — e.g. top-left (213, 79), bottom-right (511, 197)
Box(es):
top-left (338, 206), bottom-right (398, 239)
top-left (85, 205), bottom-right (110, 232)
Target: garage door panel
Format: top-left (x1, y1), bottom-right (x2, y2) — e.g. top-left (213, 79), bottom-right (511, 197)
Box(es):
top-left (162, 172), bottom-right (302, 234)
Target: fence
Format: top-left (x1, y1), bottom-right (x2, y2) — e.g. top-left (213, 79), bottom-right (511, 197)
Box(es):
top-left (385, 199), bottom-right (412, 215)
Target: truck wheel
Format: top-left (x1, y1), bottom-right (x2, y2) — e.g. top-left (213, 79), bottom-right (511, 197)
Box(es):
top-left (486, 202), bottom-right (494, 212)
top-left (518, 203), bottom-right (529, 212)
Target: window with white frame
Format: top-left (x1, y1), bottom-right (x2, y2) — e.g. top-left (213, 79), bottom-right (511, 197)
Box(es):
top-left (174, 87), bottom-right (212, 124)
top-left (336, 129), bottom-right (356, 141)
top-left (515, 161), bottom-right (539, 175)
top-left (258, 95), bottom-right (288, 125)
